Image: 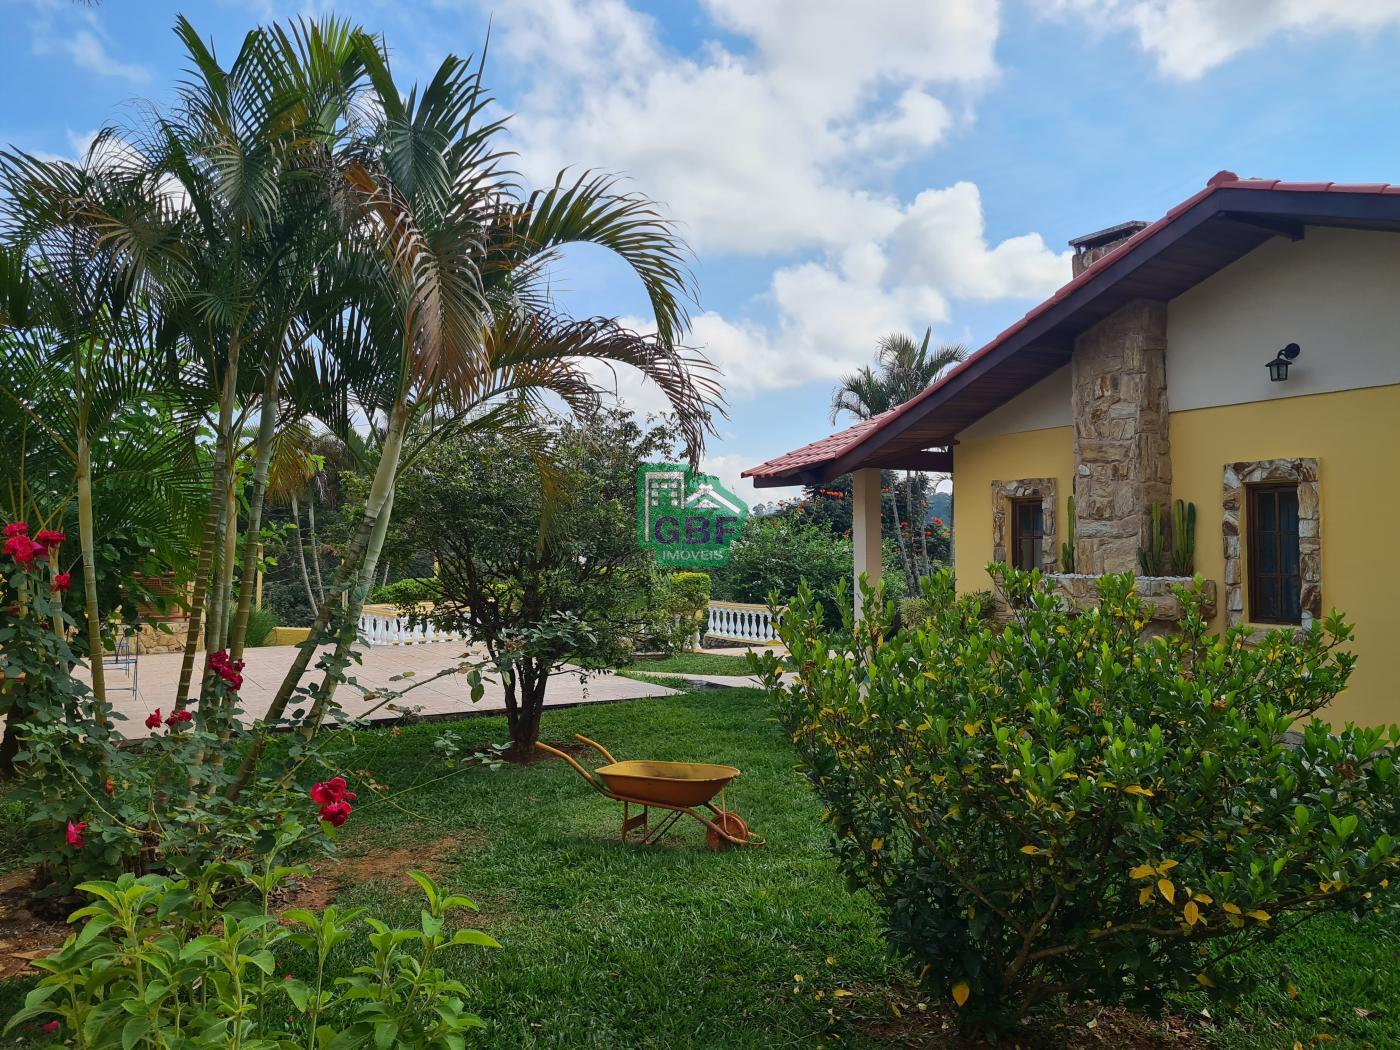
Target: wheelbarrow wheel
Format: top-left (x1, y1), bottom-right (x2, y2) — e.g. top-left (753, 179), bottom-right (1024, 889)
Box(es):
top-left (706, 810), bottom-right (749, 850)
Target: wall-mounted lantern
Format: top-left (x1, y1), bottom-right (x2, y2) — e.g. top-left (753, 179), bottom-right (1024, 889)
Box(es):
top-left (1266, 343), bottom-right (1301, 382)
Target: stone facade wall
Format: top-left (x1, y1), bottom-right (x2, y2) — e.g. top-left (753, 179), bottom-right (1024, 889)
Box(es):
top-left (1221, 458), bottom-right (1321, 628)
top-left (1071, 300), bottom-right (1172, 573)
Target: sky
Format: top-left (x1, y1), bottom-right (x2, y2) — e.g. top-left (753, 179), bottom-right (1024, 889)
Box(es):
top-left (6, 0), bottom-right (1400, 507)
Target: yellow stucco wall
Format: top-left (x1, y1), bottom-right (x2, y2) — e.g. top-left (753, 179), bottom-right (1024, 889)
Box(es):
top-left (952, 386), bottom-right (1400, 728)
top-left (1171, 384), bottom-right (1400, 728)
top-left (952, 425), bottom-right (1076, 594)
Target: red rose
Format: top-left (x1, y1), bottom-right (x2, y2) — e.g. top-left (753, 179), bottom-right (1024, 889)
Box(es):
top-left (2, 522), bottom-right (28, 537)
top-left (35, 529), bottom-right (66, 548)
top-left (145, 709), bottom-right (163, 730)
top-left (65, 820), bottom-right (86, 849)
top-left (310, 776), bottom-right (356, 805)
top-left (4, 535), bottom-right (43, 565)
top-left (51, 572), bottom-right (71, 592)
top-left (318, 800), bottom-right (352, 827)
top-left (165, 709), bottom-right (192, 727)
top-left (42, 1020), bottom-right (60, 1034)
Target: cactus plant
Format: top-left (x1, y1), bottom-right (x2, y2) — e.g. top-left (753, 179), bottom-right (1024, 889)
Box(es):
top-left (1061, 494), bottom-right (1077, 573)
top-left (1137, 502), bottom-right (1167, 576)
top-left (1169, 499), bottom-right (1196, 576)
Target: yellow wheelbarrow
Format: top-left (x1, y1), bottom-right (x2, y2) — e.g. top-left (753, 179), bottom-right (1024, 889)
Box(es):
top-left (535, 734), bottom-right (765, 849)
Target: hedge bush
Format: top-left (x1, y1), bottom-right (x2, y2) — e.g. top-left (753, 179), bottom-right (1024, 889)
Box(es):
top-left (757, 567), bottom-right (1400, 1030)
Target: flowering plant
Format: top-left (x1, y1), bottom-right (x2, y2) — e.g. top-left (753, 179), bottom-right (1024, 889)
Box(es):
top-left (2, 519), bottom-right (342, 893)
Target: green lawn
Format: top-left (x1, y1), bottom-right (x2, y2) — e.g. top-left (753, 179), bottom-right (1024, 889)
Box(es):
top-left (3, 688), bottom-right (1398, 1048)
top-left (623, 651), bottom-right (758, 676)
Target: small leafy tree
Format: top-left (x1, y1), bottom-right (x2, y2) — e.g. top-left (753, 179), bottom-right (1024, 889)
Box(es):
top-left (393, 409), bottom-right (674, 758)
top-left (758, 567), bottom-right (1400, 1030)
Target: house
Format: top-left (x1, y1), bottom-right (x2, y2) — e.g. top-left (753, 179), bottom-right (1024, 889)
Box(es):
top-left (744, 172), bottom-right (1400, 727)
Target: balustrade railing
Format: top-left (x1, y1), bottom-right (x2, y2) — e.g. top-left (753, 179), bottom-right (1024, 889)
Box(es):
top-left (356, 604), bottom-right (461, 646)
top-left (705, 601), bottom-right (779, 644)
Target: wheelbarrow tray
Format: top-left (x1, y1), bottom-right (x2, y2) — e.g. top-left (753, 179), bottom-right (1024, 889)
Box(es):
top-left (593, 760), bottom-right (740, 808)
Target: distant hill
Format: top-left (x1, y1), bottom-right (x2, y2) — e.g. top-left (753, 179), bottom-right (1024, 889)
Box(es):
top-left (928, 490), bottom-right (951, 525)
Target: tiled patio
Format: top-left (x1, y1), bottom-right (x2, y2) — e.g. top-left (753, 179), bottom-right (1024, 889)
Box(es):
top-left (78, 641), bottom-right (679, 739)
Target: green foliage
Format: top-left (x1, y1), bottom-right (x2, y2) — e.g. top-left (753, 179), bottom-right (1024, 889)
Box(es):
top-left (709, 515), bottom-right (907, 621)
top-left (5, 849), bottom-right (497, 1048)
top-left (1061, 494), bottom-right (1077, 573)
top-left (898, 595), bottom-right (935, 629)
top-left (758, 567), bottom-right (1400, 1030)
top-left (651, 571), bottom-right (710, 652)
top-left (244, 605), bottom-right (277, 648)
top-left (369, 576), bottom-right (438, 610)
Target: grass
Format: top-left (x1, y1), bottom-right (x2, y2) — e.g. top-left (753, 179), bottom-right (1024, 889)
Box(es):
top-left (623, 651), bottom-right (758, 676)
top-left (3, 688), bottom-right (1398, 1048)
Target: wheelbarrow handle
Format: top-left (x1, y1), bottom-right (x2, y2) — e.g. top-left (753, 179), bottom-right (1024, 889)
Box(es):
top-left (533, 740), bottom-right (606, 792)
top-left (573, 734), bottom-right (618, 764)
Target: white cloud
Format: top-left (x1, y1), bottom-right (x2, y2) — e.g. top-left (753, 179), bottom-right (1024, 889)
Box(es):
top-left (1050, 0), bottom-right (1400, 78)
top-left (65, 29), bottom-right (152, 84)
top-left (493, 0), bottom-right (998, 256)
top-left (25, 1), bottom-right (152, 85)
top-left (485, 1), bottom-right (1070, 407)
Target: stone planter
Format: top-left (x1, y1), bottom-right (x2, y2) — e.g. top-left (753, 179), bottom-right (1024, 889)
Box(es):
top-left (1045, 573), bottom-right (1216, 623)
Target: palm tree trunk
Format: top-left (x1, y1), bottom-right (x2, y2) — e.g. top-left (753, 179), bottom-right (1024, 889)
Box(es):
top-left (308, 493), bottom-right (325, 604)
top-left (173, 435), bottom-right (224, 712)
top-left (227, 390), bottom-right (411, 798)
top-left (298, 486), bottom-right (395, 741)
top-left (290, 495), bottom-right (317, 612)
top-left (75, 429), bottom-right (107, 714)
top-left (231, 364), bottom-right (278, 660)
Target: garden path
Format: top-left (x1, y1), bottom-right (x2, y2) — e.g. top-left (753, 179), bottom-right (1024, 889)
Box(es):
top-left (74, 642), bottom-right (680, 740)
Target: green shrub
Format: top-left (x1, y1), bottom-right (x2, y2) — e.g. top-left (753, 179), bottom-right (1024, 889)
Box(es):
top-left (656, 571), bottom-right (710, 652)
top-left (5, 843), bottom-right (497, 1047)
top-left (897, 595), bottom-right (934, 629)
top-left (244, 605), bottom-right (277, 647)
top-left (369, 576), bottom-right (438, 609)
top-left (758, 567), bottom-right (1400, 1030)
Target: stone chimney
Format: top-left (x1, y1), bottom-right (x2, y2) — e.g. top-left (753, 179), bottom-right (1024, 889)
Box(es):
top-left (1069, 220), bottom-right (1149, 277)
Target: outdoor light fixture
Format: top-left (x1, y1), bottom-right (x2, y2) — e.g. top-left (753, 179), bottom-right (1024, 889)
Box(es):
top-left (1266, 343), bottom-right (1301, 382)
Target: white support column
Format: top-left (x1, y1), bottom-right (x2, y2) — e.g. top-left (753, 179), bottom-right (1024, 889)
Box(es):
top-left (852, 467), bottom-right (883, 620)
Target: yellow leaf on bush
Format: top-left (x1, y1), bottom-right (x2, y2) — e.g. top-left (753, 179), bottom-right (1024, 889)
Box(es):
top-left (1020, 845), bottom-right (1040, 855)
top-left (1156, 859), bottom-right (1178, 873)
top-left (1184, 901), bottom-right (1201, 926)
top-left (833, 989), bottom-right (852, 998)
top-left (871, 837), bottom-right (883, 852)
top-left (1247, 909), bottom-right (1271, 923)
top-left (1139, 885), bottom-right (1154, 905)
top-left (1129, 864), bottom-right (1156, 880)
top-left (1125, 785), bottom-right (1154, 797)
top-left (1195, 973), bottom-right (1214, 988)
top-left (952, 981), bottom-right (971, 1007)
top-left (1222, 902), bottom-right (1241, 915)
top-left (963, 722), bottom-right (980, 737)
top-left (1158, 879), bottom-right (1176, 904)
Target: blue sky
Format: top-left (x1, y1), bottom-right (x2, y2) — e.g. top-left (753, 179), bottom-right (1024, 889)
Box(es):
top-left (7, 0), bottom-right (1400, 506)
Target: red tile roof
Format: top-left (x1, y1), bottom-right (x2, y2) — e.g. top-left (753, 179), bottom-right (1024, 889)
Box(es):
top-left (744, 172), bottom-right (1400, 484)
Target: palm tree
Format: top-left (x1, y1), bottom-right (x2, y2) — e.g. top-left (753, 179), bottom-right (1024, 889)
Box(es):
top-left (830, 328), bottom-right (965, 424)
top-left (830, 327), bottom-right (964, 581)
top-left (227, 28), bottom-right (721, 791)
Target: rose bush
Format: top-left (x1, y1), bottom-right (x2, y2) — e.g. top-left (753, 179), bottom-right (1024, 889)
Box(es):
top-left (757, 567), bottom-right (1400, 1030)
top-left (2, 520), bottom-right (346, 892)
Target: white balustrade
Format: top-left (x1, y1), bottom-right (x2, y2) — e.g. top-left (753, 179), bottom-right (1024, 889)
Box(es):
top-left (705, 601), bottom-right (779, 644)
top-left (356, 610), bottom-right (461, 647)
